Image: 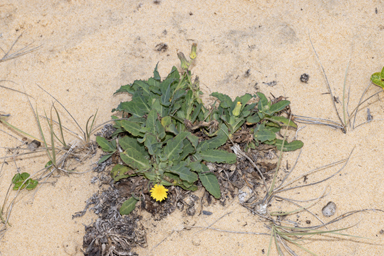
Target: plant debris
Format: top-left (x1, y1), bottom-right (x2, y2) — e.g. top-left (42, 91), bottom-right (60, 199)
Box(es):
top-left (82, 187), bottom-right (147, 256)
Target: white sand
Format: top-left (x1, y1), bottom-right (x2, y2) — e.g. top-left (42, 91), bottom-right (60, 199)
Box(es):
top-left (1, 0), bottom-right (384, 255)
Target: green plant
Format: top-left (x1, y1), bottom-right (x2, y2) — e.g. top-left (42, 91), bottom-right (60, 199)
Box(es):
top-left (97, 45), bottom-right (303, 216)
top-left (371, 66), bottom-right (384, 89)
top-left (11, 172), bottom-right (38, 191)
top-left (107, 65), bottom-right (236, 201)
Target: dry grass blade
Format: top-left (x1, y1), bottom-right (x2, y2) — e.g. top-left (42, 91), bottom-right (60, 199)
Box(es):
top-left (35, 83), bottom-right (85, 138)
top-left (0, 33), bottom-right (41, 63)
top-left (0, 80), bottom-right (34, 98)
top-left (308, 33), bottom-right (345, 132)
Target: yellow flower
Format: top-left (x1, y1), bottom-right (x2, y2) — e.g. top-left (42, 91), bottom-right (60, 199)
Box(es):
top-left (150, 184), bottom-right (168, 202)
top-left (232, 101), bottom-right (242, 116)
top-left (190, 43), bottom-right (197, 60)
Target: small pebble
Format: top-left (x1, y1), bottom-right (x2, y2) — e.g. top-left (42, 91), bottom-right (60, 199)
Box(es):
top-left (192, 238), bottom-right (201, 246)
top-left (322, 201), bottom-right (336, 217)
top-left (27, 140), bottom-right (41, 151)
top-left (300, 73), bottom-right (309, 83)
top-left (202, 210), bottom-right (212, 216)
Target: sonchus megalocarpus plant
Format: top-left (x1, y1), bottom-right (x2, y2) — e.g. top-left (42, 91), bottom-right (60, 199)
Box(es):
top-left (98, 45), bottom-right (237, 215)
top-left (97, 44), bottom-right (303, 215)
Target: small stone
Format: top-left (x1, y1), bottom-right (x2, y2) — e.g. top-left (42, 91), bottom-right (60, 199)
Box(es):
top-left (322, 201), bottom-right (336, 217)
top-left (300, 73), bottom-right (309, 83)
top-left (202, 210), bottom-right (212, 215)
top-left (192, 238), bottom-right (201, 246)
top-left (27, 140), bottom-right (41, 151)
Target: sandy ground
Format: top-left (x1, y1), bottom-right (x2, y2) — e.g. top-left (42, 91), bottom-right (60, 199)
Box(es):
top-left (1, 0), bottom-right (384, 255)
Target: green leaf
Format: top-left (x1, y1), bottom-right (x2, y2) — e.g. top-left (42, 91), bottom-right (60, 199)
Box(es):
top-left (172, 89), bottom-right (187, 103)
top-left (119, 136), bottom-right (148, 157)
top-left (231, 93), bottom-right (252, 114)
top-left (188, 162), bottom-right (205, 173)
top-left (133, 80), bottom-right (151, 96)
top-left (96, 136), bottom-right (116, 153)
top-left (165, 66), bottom-right (180, 81)
top-left (120, 146), bottom-right (150, 170)
top-left (238, 93), bottom-right (253, 106)
top-left (150, 98), bottom-right (167, 117)
top-left (111, 164), bottom-right (136, 181)
top-left (144, 169), bottom-right (157, 180)
top-left (186, 133), bottom-right (199, 148)
top-left (371, 71), bottom-right (384, 89)
top-left (163, 132), bottom-right (189, 161)
top-left (211, 92), bottom-right (233, 108)
top-left (114, 83), bottom-right (135, 95)
top-left (269, 100), bottom-right (290, 114)
top-left (12, 173), bottom-right (22, 184)
top-left (190, 103), bottom-right (202, 123)
top-left (266, 116), bottom-right (297, 128)
top-left (198, 124), bottom-right (228, 151)
top-left (120, 197), bottom-right (139, 215)
top-left (127, 116), bottom-right (146, 124)
top-left (199, 169), bottom-right (221, 199)
top-left (13, 181), bottom-right (26, 190)
top-left (198, 149), bottom-right (237, 164)
top-left (98, 153), bottom-right (113, 164)
top-left (254, 124), bottom-right (276, 142)
top-left (120, 120), bottom-right (144, 137)
top-left (169, 162), bottom-right (198, 183)
top-left (146, 109), bottom-right (158, 135)
top-left (265, 125), bottom-right (281, 133)
top-left (153, 63), bottom-right (161, 81)
top-left (161, 116), bottom-right (179, 135)
top-left (20, 172), bottom-right (30, 180)
top-left (247, 114), bottom-right (261, 124)
top-left (256, 92), bottom-right (269, 110)
top-left (144, 134), bottom-right (161, 155)
top-left (25, 180), bottom-right (38, 190)
top-left (161, 84), bottom-right (172, 106)
top-left (275, 139), bottom-right (304, 152)
top-left (179, 140), bottom-right (195, 160)
top-left (45, 160), bottom-right (53, 168)
top-left (114, 98), bottom-right (149, 117)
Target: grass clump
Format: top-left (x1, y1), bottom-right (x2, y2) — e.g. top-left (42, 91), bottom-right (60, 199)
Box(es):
top-left (293, 35), bottom-right (384, 132)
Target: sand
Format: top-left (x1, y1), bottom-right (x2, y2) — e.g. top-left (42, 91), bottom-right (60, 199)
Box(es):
top-left (1, 0), bottom-right (384, 255)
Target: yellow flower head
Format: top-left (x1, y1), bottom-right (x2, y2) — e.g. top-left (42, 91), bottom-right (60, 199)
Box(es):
top-left (232, 101), bottom-right (242, 116)
top-left (150, 184), bottom-right (168, 202)
top-left (190, 43), bottom-right (197, 60)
